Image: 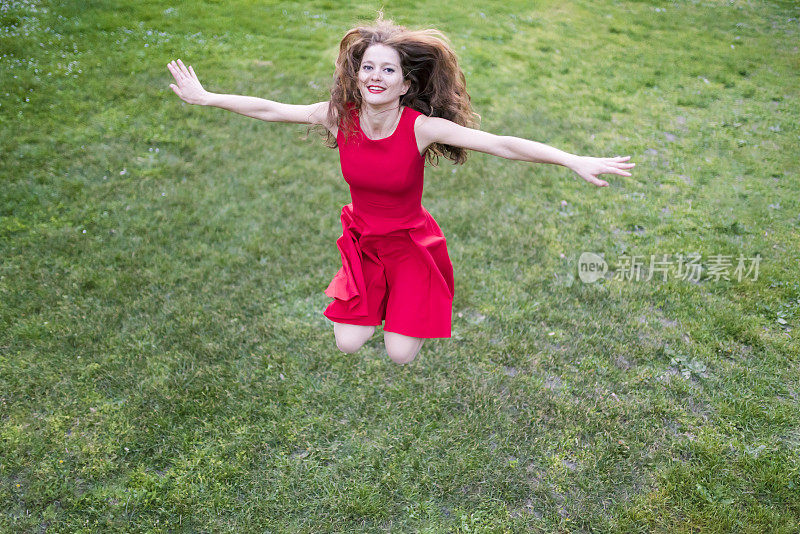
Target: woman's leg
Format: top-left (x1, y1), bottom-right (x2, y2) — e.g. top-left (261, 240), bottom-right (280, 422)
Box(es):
top-left (384, 331), bottom-right (425, 364)
top-left (333, 322), bottom-right (376, 353)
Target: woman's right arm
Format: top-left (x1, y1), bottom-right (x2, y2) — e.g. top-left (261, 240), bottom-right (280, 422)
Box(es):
top-left (167, 59), bottom-right (332, 127)
top-left (204, 93), bottom-right (331, 125)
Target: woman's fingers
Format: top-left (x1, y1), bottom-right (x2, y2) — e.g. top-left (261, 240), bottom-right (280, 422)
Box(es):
top-left (570, 155), bottom-right (634, 186)
top-left (609, 157), bottom-right (634, 165)
top-left (605, 165), bottom-right (631, 177)
top-left (167, 59), bottom-right (190, 82)
top-left (608, 159), bottom-right (635, 171)
top-left (167, 59), bottom-right (206, 104)
top-left (167, 63), bottom-right (180, 87)
top-left (167, 62), bottom-right (189, 99)
top-left (176, 59), bottom-right (188, 78)
top-left (168, 60), bottom-right (198, 88)
top-left (177, 58), bottom-right (191, 78)
top-left (581, 170), bottom-right (609, 187)
top-left (168, 61), bottom-right (185, 83)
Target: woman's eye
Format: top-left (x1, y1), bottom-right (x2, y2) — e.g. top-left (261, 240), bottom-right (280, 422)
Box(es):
top-left (362, 65), bottom-right (394, 73)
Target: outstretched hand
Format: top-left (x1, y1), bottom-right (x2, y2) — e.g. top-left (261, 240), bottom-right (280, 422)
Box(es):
top-left (567, 155), bottom-right (635, 187)
top-left (167, 59), bottom-right (209, 105)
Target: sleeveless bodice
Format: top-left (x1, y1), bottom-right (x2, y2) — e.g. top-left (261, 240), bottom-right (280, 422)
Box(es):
top-left (337, 104), bottom-right (425, 232)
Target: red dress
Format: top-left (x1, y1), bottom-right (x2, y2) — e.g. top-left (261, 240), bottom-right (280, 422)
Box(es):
top-left (323, 104), bottom-right (455, 338)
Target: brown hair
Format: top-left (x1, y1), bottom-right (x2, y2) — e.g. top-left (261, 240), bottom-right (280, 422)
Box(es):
top-left (320, 11), bottom-right (480, 166)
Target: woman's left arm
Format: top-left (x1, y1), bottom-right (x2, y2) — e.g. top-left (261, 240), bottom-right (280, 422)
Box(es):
top-left (417, 116), bottom-right (634, 187)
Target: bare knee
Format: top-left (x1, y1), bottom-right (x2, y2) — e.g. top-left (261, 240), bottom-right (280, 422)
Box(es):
top-left (333, 323), bottom-right (375, 353)
top-left (384, 332), bottom-right (424, 364)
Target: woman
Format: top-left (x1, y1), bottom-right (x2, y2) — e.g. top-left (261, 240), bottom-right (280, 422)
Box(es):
top-left (167, 14), bottom-right (634, 365)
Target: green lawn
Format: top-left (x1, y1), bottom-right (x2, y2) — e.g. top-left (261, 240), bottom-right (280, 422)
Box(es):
top-left (2, 0), bottom-right (799, 532)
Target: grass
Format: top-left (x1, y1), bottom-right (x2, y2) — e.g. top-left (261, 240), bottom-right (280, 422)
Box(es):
top-left (1, 0), bottom-right (799, 531)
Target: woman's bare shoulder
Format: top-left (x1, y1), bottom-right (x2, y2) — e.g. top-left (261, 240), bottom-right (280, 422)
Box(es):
top-left (310, 101), bottom-right (339, 137)
top-left (412, 113), bottom-right (445, 149)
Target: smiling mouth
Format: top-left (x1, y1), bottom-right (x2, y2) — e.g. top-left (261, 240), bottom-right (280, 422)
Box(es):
top-left (367, 86), bottom-right (385, 93)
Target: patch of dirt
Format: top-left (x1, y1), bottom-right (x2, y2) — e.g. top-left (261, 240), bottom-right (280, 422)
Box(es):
top-left (614, 354), bottom-right (632, 370)
top-left (510, 498), bottom-right (543, 519)
top-left (544, 375), bottom-right (563, 391)
top-left (659, 317), bottom-right (679, 328)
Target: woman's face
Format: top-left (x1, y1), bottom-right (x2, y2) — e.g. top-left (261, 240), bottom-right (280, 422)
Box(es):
top-left (357, 43), bottom-right (410, 106)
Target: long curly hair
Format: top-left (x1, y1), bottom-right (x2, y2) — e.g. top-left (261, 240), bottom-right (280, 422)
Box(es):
top-left (320, 12), bottom-right (480, 166)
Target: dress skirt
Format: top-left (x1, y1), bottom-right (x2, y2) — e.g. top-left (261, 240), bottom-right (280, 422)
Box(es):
top-left (323, 203), bottom-right (454, 338)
